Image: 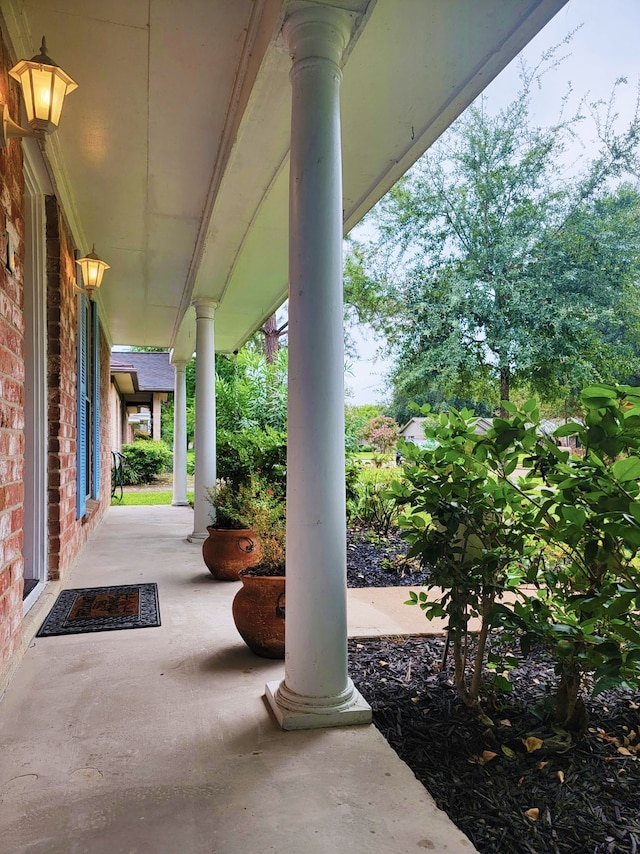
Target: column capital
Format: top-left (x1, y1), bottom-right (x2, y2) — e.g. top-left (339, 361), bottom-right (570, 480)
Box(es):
top-left (170, 359), bottom-right (189, 370)
top-left (191, 297), bottom-right (219, 320)
top-left (283, 6), bottom-right (351, 68)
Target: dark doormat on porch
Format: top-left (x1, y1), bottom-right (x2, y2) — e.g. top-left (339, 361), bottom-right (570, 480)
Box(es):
top-left (36, 583), bottom-right (160, 637)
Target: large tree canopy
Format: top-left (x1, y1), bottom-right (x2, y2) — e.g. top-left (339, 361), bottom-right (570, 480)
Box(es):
top-left (345, 57), bottom-right (640, 412)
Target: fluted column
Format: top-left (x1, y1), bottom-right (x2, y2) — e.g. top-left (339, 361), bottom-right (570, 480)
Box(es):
top-left (265, 5), bottom-right (371, 730)
top-left (188, 298), bottom-right (218, 541)
top-left (171, 359), bottom-right (189, 507)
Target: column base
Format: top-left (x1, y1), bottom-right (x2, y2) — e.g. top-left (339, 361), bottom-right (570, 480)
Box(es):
top-left (187, 531), bottom-right (208, 543)
top-left (265, 678), bottom-right (372, 731)
top-left (171, 500), bottom-right (191, 506)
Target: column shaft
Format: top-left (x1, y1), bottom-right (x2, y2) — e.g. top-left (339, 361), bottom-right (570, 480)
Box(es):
top-left (266, 5), bottom-right (371, 730)
top-left (189, 299), bottom-right (217, 540)
top-left (171, 360), bottom-right (189, 506)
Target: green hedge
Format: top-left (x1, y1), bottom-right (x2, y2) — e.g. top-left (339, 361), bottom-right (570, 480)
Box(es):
top-left (120, 440), bottom-right (172, 485)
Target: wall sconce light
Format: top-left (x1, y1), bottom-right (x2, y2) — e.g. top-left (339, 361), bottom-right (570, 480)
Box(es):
top-left (1, 37), bottom-right (77, 148)
top-left (74, 245), bottom-right (110, 297)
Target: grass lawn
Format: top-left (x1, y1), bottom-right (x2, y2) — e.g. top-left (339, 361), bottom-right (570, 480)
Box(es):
top-left (111, 491), bottom-right (194, 506)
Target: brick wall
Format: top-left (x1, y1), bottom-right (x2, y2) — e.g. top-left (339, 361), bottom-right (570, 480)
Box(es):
top-left (0, 25), bottom-right (112, 681)
top-left (0, 33), bottom-right (26, 671)
top-left (46, 197), bottom-right (111, 579)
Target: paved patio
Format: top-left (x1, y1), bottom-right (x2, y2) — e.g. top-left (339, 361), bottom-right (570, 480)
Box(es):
top-left (0, 505), bottom-right (475, 853)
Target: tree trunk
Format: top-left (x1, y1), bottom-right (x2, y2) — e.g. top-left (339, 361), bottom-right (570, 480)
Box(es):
top-left (260, 313), bottom-right (288, 364)
top-left (469, 595), bottom-right (495, 703)
top-left (262, 314), bottom-right (279, 364)
top-left (499, 366), bottom-right (510, 417)
top-left (555, 663), bottom-right (588, 734)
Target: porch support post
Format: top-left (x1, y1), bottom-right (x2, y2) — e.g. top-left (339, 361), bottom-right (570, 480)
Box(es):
top-left (188, 298), bottom-right (218, 541)
top-left (266, 5), bottom-right (371, 730)
top-left (171, 359), bottom-right (189, 507)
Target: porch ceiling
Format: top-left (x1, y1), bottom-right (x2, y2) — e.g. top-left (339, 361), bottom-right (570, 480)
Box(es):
top-left (1, 0), bottom-right (567, 360)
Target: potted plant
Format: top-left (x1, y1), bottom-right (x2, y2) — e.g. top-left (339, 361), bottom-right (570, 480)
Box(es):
top-left (231, 478), bottom-right (286, 659)
top-left (202, 428), bottom-right (287, 580)
top-left (202, 479), bottom-right (262, 580)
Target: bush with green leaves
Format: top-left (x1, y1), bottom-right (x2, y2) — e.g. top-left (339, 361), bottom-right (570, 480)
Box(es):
top-left (120, 440), bottom-right (173, 485)
top-left (388, 405), bottom-right (546, 707)
top-left (215, 426), bottom-right (286, 492)
top-left (347, 466), bottom-right (400, 535)
top-left (493, 387), bottom-right (640, 732)
top-left (393, 387), bottom-right (640, 732)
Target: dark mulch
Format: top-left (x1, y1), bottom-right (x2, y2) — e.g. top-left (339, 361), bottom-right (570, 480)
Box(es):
top-left (347, 527), bottom-right (430, 587)
top-left (346, 528), bottom-right (640, 854)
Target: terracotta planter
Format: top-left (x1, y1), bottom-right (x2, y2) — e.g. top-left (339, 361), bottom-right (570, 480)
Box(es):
top-left (232, 574), bottom-right (285, 659)
top-left (202, 527), bottom-right (262, 581)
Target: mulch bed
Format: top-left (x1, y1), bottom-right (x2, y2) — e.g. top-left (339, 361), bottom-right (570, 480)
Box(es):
top-left (347, 527), bottom-right (428, 587)
top-left (346, 528), bottom-right (640, 854)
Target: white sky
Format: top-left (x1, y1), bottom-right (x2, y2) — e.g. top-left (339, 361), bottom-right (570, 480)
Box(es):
top-left (344, 0), bottom-right (640, 406)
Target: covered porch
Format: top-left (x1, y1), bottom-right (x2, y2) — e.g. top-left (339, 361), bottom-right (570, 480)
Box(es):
top-left (0, 504), bottom-right (474, 853)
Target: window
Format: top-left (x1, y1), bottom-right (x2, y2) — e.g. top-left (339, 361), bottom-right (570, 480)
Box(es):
top-left (76, 293), bottom-right (101, 517)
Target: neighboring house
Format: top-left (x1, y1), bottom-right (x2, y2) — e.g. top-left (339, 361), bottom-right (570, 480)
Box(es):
top-left (110, 352), bottom-right (175, 448)
top-left (399, 415), bottom-right (493, 445)
top-left (399, 417), bottom-right (430, 446)
top-left (540, 418), bottom-right (582, 450)
top-left (0, 0), bottom-right (568, 725)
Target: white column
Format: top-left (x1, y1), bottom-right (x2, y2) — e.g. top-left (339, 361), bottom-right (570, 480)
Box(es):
top-left (171, 359), bottom-right (189, 507)
top-left (266, 5), bottom-right (371, 730)
top-left (152, 394), bottom-right (162, 440)
top-left (188, 298), bottom-right (218, 541)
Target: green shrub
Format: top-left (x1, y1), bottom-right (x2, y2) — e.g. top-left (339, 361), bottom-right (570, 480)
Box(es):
top-left (120, 440), bottom-right (172, 485)
top-left (493, 387), bottom-right (640, 732)
top-left (393, 388), bottom-right (640, 733)
top-left (216, 427), bottom-right (286, 491)
top-left (347, 466), bottom-right (400, 535)
top-left (389, 405), bottom-right (545, 708)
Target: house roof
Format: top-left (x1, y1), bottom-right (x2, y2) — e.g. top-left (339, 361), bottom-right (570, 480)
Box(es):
top-left (110, 352), bottom-right (174, 393)
top-left (399, 415), bottom-right (494, 436)
top-left (399, 417), bottom-right (428, 435)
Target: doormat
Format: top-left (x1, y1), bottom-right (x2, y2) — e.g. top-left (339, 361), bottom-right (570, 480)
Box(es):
top-left (36, 583), bottom-right (160, 637)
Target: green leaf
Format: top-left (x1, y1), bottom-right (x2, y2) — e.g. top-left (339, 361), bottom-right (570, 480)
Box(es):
top-left (554, 423), bottom-right (580, 438)
top-left (493, 674), bottom-right (513, 693)
top-left (581, 385), bottom-right (618, 401)
top-left (612, 456), bottom-right (640, 482)
top-left (560, 505), bottom-right (586, 526)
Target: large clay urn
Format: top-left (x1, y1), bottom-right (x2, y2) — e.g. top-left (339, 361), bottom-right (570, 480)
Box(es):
top-left (232, 574), bottom-right (285, 659)
top-left (202, 527), bottom-right (261, 581)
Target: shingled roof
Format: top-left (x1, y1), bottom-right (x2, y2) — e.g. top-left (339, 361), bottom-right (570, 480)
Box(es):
top-left (110, 351), bottom-right (174, 392)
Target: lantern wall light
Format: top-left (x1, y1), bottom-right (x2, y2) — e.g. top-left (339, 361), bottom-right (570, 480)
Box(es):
top-left (1, 37), bottom-right (77, 148)
top-left (74, 245), bottom-right (110, 298)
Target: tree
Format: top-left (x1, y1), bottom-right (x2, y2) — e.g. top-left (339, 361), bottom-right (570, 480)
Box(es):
top-left (362, 415), bottom-right (398, 453)
top-left (215, 345), bottom-right (288, 432)
top-left (345, 53), bottom-right (640, 413)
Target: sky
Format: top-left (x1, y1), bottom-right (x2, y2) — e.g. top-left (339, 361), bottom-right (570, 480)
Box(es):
top-left (344, 0), bottom-right (640, 406)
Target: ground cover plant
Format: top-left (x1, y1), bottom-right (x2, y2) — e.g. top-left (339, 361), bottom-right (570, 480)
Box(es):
top-left (111, 490), bottom-right (194, 506)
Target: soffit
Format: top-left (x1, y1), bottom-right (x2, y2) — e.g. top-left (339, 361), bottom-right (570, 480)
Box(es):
top-left (1, 0), bottom-right (568, 359)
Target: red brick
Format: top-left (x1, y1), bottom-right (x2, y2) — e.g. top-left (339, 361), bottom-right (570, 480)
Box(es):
top-left (0, 567), bottom-right (10, 598)
top-left (4, 482), bottom-right (22, 508)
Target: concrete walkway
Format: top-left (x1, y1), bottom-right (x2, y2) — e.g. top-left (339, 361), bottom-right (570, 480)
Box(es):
top-left (0, 505), bottom-right (476, 853)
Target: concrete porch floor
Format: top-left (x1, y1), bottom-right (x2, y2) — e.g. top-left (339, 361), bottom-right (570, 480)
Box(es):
top-left (0, 505), bottom-right (475, 853)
